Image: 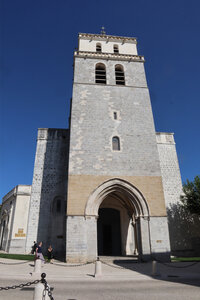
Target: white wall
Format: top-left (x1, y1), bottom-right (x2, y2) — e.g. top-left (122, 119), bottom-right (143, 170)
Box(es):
top-left (12, 194), bottom-right (30, 240)
top-left (79, 38), bottom-right (138, 55)
top-left (0, 185), bottom-right (31, 253)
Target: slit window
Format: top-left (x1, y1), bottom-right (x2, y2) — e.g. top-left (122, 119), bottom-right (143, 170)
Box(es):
top-left (96, 43), bottom-right (102, 52)
top-left (56, 199), bottom-right (61, 213)
top-left (52, 197), bottom-right (62, 215)
top-left (112, 136), bottom-right (120, 151)
top-left (113, 45), bottom-right (119, 53)
top-left (95, 63), bottom-right (106, 84)
top-left (114, 112), bottom-right (117, 120)
top-left (115, 65), bottom-right (125, 85)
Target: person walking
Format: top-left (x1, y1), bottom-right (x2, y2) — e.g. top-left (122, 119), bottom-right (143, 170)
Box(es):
top-left (31, 241), bottom-right (37, 254)
top-left (35, 241), bottom-right (45, 263)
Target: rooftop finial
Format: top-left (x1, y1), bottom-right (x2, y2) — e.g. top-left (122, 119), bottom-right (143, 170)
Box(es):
top-left (100, 26), bottom-right (106, 35)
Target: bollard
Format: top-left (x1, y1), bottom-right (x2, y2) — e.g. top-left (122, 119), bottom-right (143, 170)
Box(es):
top-left (152, 260), bottom-right (160, 276)
top-left (32, 259), bottom-right (41, 278)
top-left (33, 283), bottom-right (50, 300)
top-left (33, 273), bottom-right (50, 300)
top-left (34, 259), bottom-right (42, 273)
top-left (94, 257), bottom-right (102, 278)
top-left (33, 282), bottom-right (45, 300)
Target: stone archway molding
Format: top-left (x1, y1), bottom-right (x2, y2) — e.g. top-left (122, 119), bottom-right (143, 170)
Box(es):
top-left (85, 178), bottom-right (150, 217)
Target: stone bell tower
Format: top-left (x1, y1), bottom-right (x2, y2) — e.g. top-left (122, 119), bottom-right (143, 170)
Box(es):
top-left (66, 31), bottom-right (171, 262)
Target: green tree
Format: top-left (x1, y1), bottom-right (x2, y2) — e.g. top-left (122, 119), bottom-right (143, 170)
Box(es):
top-left (181, 176), bottom-right (200, 215)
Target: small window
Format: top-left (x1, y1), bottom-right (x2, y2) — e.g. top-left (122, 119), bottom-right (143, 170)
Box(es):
top-left (113, 45), bottom-right (119, 53)
top-left (95, 63), bottom-right (106, 84)
top-left (114, 112), bottom-right (117, 120)
top-left (96, 43), bottom-right (102, 52)
top-left (115, 65), bottom-right (125, 85)
top-left (112, 136), bottom-right (120, 151)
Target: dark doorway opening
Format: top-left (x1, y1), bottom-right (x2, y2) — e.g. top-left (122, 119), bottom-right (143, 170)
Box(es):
top-left (97, 208), bottom-right (121, 256)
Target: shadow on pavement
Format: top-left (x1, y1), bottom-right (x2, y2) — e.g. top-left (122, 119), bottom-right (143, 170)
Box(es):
top-left (112, 259), bottom-right (200, 288)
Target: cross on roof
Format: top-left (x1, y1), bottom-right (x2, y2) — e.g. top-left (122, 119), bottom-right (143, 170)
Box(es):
top-left (100, 26), bottom-right (106, 35)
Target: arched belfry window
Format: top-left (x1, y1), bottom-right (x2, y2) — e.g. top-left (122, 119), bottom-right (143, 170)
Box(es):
top-left (112, 136), bottom-right (120, 151)
top-left (115, 65), bottom-right (125, 85)
top-left (95, 63), bottom-right (106, 84)
top-left (96, 43), bottom-right (102, 52)
top-left (113, 45), bottom-right (119, 53)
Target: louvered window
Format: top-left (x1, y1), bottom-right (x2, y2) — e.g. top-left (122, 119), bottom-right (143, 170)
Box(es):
top-left (115, 65), bottom-right (125, 85)
top-left (95, 63), bottom-right (106, 84)
top-left (113, 45), bottom-right (119, 53)
top-left (96, 43), bottom-right (102, 52)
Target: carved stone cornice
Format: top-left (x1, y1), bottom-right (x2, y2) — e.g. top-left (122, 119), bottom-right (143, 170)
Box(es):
top-left (74, 51), bottom-right (145, 62)
top-left (2, 185), bottom-right (31, 203)
top-left (2, 187), bottom-right (16, 203)
top-left (79, 33), bottom-right (137, 44)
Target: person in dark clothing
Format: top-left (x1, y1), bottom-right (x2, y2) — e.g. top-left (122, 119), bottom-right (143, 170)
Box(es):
top-left (47, 245), bottom-right (53, 263)
top-left (31, 241), bottom-right (37, 254)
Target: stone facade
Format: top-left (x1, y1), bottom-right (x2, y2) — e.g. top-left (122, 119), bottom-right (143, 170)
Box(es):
top-left (156, 133), bottom-right (182, 207)
top-left (66, 33), bottom-right (171, 262)
top-left (67, 175), bottom-right (166, 216)
top-left (156, 132), bottom-right (200, 256)
top-left (1, 32), bottom-right (185, 261)
top-left (156, 132), bottom-right (182, 253)
top-left (25, 128), bottom-right (69, 257)
top-left (0, 185), bottom-right (31, 253)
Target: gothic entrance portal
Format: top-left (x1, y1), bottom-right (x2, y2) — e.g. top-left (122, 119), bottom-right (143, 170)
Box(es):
top-left (85, 178), bottom-right (151, 261)
top-left (96, 190), bottom-right (139, 257)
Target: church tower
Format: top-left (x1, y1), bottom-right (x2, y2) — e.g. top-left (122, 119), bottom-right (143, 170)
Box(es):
top-left (0, 31), bottom-right (185, 258)
top-left (66, 31), bottom-right (171, 262)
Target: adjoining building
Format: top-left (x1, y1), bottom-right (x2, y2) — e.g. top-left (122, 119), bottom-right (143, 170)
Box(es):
top-left (0, 185), bottom-right (31, 253)
top-left (0, 32), bottom-right (184, 261)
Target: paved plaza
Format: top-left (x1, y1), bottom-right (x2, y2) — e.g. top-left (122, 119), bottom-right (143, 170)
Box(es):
top-left (0, 258), bottom-right (200, 299)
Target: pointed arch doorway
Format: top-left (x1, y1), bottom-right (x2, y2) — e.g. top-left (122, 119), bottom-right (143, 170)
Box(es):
top-left (97, 190), bottom-right (139, 257)
top-left (85, 178), bottom-right (151, 259)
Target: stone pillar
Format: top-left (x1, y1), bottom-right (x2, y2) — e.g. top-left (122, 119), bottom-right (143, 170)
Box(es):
top-left (131, 220), bottom-right (138, 255)
top-left (66, 215), bottom-right (97, 263)
top-left (149, 216), bottom-right (171, 261)
top-left (86, 216), bottom-right (97, 261)
top-left (66, 216), bottom-right (87, 263)
top-left (139, 217), bottom-right (151, 261)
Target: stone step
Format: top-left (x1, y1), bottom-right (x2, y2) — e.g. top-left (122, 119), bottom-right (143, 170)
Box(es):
top-left (99, 256), bottom-right (139, 264)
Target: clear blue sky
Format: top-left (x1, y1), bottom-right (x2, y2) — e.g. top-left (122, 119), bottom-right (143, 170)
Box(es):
top-left (1, 0), bottom-right (200, 200)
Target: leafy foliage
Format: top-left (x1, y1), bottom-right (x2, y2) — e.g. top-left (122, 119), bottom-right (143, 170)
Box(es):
top-left (181, 176), bottom-right (200, 215)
